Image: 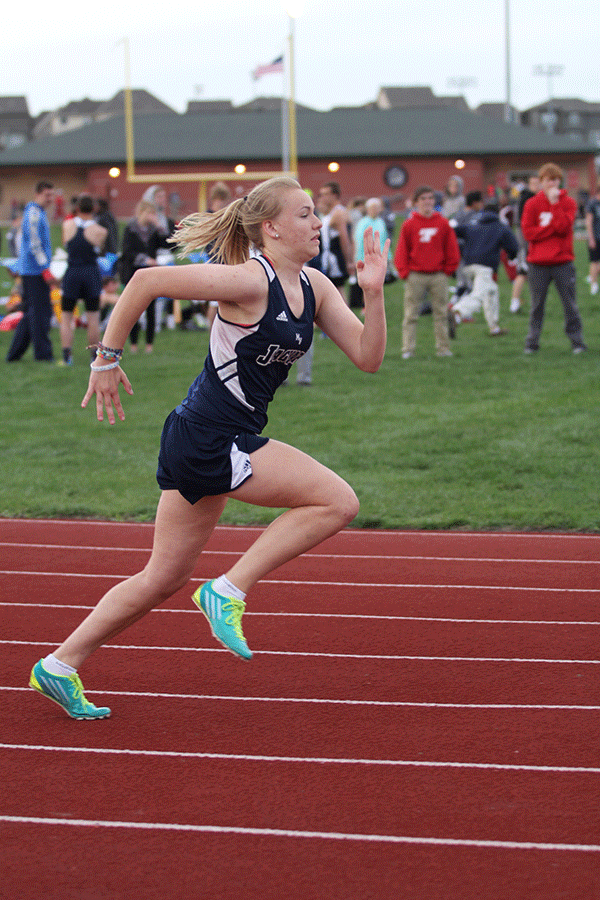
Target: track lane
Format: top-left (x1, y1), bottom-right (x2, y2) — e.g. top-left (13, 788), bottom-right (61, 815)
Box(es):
top-left (2, 519), bottom-right (600, 899)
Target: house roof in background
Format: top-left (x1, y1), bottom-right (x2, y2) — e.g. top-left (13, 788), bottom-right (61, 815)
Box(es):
top-left (522, 98), bottom-right (600, 114)
top-left (0, 105), bottom-right (595, 168)
top-left (0, 96), bottom-right (30, 116)
top-left (186, 100), bottom-right (235, 114)
top-left (95, 89), bottom-right (176, 118)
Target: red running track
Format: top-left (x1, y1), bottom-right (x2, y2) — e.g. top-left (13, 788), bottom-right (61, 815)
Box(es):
top-left (1, 518), bottom-right (600, 899)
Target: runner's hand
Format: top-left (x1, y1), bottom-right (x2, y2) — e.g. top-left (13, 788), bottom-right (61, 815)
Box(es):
top-left (356, 227), bottom-right (390, 294)
top-left (81, 366), bottom-right (134, 424)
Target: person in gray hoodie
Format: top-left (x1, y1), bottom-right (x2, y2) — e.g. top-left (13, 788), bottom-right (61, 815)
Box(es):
top-left (441, 175), bottom-right (466, 222)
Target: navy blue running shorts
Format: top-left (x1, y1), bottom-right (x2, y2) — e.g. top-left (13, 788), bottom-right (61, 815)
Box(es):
top-left (156, 410), bottom-right (269, 504)
top-left (61, 266), bottom-right (103, 312)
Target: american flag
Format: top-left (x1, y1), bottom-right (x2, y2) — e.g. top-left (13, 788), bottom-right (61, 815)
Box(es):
top-left (252, 56), bottom-right (284, 80)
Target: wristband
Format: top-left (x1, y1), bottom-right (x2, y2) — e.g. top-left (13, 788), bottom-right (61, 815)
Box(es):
top-left (90, 360), bottom-right (120, 372)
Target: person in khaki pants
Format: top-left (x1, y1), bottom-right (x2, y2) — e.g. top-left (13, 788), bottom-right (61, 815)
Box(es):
top-left (394, 186), bottom-right (460, 358)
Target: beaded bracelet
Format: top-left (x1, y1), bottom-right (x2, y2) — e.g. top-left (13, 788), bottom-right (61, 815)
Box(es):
top-left (88, 342), bottom-right (123, 362)
top-left (97, 349), bottom-right (122, 362)
top-left (98, 341), bottom-right (123, 356)
top-left (96, 348), bottom-right (121, 361)
top-left (90, 360), bottom-right (120, 372)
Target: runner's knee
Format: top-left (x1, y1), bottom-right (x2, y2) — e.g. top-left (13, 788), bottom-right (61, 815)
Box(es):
top-left (141, 557), bottom-right (196, 600)
top-left (332, 482), bottom-right (359, 527)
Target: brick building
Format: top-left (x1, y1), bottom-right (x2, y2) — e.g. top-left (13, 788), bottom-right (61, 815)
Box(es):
top-left (0, 104), bottom-right (596, 221)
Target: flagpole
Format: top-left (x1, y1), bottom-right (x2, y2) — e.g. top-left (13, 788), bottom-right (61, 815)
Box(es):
top-left (287, 15), bottom-right (298, 177)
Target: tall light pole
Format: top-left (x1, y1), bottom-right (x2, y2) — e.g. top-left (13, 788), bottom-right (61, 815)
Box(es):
top-left (504, 0), bottom-right (512, 123)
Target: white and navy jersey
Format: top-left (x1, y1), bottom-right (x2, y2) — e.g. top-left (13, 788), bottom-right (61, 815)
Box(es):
top-left (176, 255), bottom-right (315, 433)
top-left (66, 219), bottom-right (101, 267)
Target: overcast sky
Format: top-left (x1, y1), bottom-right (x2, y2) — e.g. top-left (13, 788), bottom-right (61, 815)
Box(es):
top-left (5, 0), bottom-right (598, 118)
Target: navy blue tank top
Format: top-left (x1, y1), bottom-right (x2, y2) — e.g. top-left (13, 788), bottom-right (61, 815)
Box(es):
top-left (176, 255), bottom-right (316, 433)
top-left (67, 220), bottom-right (100, 267)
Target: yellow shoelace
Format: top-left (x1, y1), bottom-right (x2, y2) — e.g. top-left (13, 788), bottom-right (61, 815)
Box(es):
top-left (70, 673), bottom-right (92, 707)
top-left (222, 598), bottom-right (246, 640)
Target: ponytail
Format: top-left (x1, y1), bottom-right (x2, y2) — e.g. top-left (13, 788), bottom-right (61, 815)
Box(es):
top-left (171, 175), bottom-right (301, 266)
top-left (171, 198), bottom-right (248, 266)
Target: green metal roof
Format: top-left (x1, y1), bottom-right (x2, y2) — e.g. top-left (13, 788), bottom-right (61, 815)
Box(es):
top-left (0, 106), bottom-right (594, 167)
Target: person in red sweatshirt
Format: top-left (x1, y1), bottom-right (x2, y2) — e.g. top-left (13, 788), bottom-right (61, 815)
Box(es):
top-left (521, 162), bottom-right (586, 354)
top-left (394, 185), bottom-right (460, 358)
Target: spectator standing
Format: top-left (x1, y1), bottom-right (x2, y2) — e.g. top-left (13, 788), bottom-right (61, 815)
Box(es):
top-left (394, 186), bottom-right (460, 358)
top-left (95, 198), bottom-right (119, 255)
top-left (521, 163), bottom-right (586, 355)
top-left (313, 182), bottom-right (355, 301)
top-left (441, 175), bottom-right (466, 222)
top-left (518, 175), bottom-right (540, 223)
top-left (296, 181), bottom-right (355, 385)
top-left (6, 207), bottom-right (24, 258)
top-left (119, 200), bottom-right (160, 353)
top-left (142, 186), bottom-right (177, 329)
top-left (352, 197), bottom-right (391, 312)
top-left (4, 208), bottom-right (24, 308)
top-left (348, 196), bottom-right (367, 230)
top-left (449, 201), bottom-right (519, 337)
top-left (6, 181), bottom-right (56, 363)
top-left (59, 194), bottom-right (108, 365)
top-left (584, 183), bottom-right (600, 296)
top-left (510, 175), bottom-right (540, 314)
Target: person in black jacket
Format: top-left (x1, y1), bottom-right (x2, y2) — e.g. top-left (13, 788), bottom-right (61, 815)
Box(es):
top-left (95, 198), bottom-right (119, 255)
top-left (141, 185), bottom-right (178, 328)
top-left (449, 201), bottom-right (519, 337)
top-left (119, 200), bottom-right (160, 352)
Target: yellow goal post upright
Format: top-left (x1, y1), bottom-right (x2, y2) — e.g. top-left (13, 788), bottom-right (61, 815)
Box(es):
top-left (120, 38), bottom-right (298, 320)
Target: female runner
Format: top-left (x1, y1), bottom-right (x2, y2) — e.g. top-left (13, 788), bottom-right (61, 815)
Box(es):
top-left (29, 176), bottom-right (389, 719)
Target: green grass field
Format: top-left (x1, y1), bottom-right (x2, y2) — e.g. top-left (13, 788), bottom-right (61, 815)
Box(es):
top-left (1, 236), bottom-right (598, 531)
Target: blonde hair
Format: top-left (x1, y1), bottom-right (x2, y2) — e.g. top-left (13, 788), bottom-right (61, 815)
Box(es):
top-left (135, 199), bottom-right (156, 218)
top-left (171, 176), bottom-right (301, 265)
top-left (209, 181), bottom-right (231, 205)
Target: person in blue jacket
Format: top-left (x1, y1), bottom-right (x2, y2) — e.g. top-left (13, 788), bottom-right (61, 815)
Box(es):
top-left (6, 181), bottom-right (56, 362)
top-left (449, 201), bottom-right (519, 337)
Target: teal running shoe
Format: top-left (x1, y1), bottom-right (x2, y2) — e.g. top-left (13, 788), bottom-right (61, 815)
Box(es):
top-left (192, 581), bottom-right (252, 660)
top-left (29, 660), bottom-right (111, 720)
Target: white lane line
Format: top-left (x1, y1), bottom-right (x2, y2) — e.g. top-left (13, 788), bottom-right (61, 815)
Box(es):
top-left (0, 815), bottom-right (597, 852)
top-left (6, 685), bottom-right (600, 709)
top-left (2, 743), bottom-right (600, 774)
top-left (2, 541), bottom-right (600, 566)
top-left (2, 519), bottom-right (600, 540)
top-left (0, 571), bottom-right (598, 593)
top-left (2, 601), bottom-right (600, 626)
top-left (4, 640), bottom-right (600, 663)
